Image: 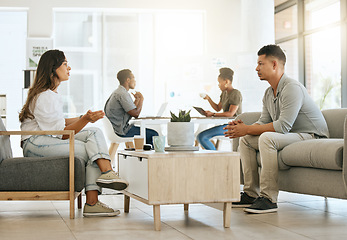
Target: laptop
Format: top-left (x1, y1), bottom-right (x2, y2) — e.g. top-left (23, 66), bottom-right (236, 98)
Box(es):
top-left (193, 106), bottom-right (206, 116)
top-left (139, 102), bottom-right (169, 119)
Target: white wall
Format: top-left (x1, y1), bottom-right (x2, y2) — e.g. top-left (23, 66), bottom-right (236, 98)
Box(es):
top-left (0, 0), bottom-right (274, 128)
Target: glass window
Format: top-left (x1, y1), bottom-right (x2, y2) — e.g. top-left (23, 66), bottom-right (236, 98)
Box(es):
top-left (154, 12), bottom-right (204, 114)
top-left (54, 12), bottom-right (98, 49)
top-left (278, 39), bottom-right (299, 81)
top-left (305, 27), bottom-right (341, 110)
top-left (103, 13), bottom-right (140, 100)
top-left (54, 12), bottom-right (103, 116)
top-left (59, 72), bottom-right (97, 117)
top-left (54, 10), bottom-right (205, 117)
top-left (275, 5), bottom-right (298, 40)
top-left (305, 0), bottom-right (340, 31)
top-left (155, 12), bottom-right (203, 57)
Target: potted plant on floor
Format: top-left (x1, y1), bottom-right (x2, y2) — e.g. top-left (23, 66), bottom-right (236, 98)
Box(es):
top-left (167, 110), bottom-right (195, 147)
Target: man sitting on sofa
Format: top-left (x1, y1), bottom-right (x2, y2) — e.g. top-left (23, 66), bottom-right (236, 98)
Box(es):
top-left (104, 69), bottom-right (158, 146)
top-left (224, 44), bottom-right (329, 214)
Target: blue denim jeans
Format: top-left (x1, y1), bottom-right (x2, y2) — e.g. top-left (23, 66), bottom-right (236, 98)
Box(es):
top-left (119, 125), bottom-right (158, 146)
top-left (197, 124), bottom-right (228, 150)
top-left (22, 127), bottom-right (110, 193)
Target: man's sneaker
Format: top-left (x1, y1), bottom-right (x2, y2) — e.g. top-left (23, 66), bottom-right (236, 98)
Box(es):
top-left (232, 192), bottom-right (257, 208)
top-left (96, 171), bottom-right (129, 191)
top-left (83, 201), bottom-right (120, 217)
top-left (244, 197), bottom-right (278, 214)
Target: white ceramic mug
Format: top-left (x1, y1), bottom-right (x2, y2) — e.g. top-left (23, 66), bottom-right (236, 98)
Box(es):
top-left (153, 136), bottom-right (165, 152)
top-left (199, 93), bottom-right (207, 98)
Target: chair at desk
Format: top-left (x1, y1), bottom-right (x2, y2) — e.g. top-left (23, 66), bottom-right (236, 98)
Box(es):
top-left (211, 135), bottom-right (233, 151)
top-left (102, 117), bottom-right (134, 166)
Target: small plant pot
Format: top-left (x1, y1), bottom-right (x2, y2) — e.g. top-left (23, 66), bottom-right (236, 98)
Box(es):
top-left (167, 122), bottom-right (194, 146)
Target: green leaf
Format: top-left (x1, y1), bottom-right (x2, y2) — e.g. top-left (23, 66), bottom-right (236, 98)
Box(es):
top-left (170, 109), bottom-right (191, 122)
top-left (170, 111), bottom-right (179, 122)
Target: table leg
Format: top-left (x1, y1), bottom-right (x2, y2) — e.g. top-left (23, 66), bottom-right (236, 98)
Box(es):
top-left (140, 121), bottom-right (146, 140)
top-left (223, 202), bottom-right (231, 228)
top-left (153, 205), bottom-right (161, 231)
top-left (124, 195), bottom-right (130, 213)
top-left (184, 204), bottom-right (189, 211)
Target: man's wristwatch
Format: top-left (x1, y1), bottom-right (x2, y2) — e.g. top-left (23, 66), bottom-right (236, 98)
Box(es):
top-left (213, 113), bottom-right (216, 117)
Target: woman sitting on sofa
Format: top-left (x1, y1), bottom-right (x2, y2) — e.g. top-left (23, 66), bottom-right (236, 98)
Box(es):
top-left (19, 49), bottom-right (127, 217)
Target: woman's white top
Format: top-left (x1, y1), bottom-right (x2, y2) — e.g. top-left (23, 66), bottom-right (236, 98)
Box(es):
top-left (21, 90), bottom-right (65, 141)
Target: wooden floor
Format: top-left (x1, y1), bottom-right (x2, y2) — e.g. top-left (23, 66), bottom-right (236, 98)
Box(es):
top-left (1, 191), bottom-right (347, 240)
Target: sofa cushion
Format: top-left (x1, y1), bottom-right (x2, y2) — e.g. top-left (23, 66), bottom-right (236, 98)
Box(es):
top-left (0, 118), bottom-right (13, 164)
top-left (279, 139), bottom-right (343, 170)
top-left (322, 108), bottom-right (347, 138)
top-left (0, 156), bottom-right (86, 191)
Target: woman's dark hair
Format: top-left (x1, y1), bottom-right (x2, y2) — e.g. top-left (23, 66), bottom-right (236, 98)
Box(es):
top-left (19, 49), bottom-right (66, 122)
top-left (219, 67), bottom-right (234, 82)
top-left (258, 44), bottom-right (286, 65)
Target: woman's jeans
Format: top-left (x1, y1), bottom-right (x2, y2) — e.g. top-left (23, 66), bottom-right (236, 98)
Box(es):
top-left (197, 124), bottom-right (228, 150)
top-left (23, 127), bottom-right (110, 193)
top-left (119, 125), bottom-right (159, 146)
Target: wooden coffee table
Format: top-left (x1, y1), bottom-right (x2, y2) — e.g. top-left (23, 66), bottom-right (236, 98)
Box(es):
top-left (118, 150), bottom-right (240, 231)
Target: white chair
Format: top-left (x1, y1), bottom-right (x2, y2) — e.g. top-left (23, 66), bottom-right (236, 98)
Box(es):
top-left (211, 135), bottom-right (233, 151)
top-left (102, 117), bottom-right (134, 166)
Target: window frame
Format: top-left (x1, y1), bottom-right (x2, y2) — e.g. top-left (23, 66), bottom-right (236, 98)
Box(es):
top-left (275, 0), bottom-right (347, 108)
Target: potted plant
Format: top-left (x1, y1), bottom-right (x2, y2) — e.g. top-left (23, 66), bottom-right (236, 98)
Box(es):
top-left (167, 110), bottom-right (195, 147)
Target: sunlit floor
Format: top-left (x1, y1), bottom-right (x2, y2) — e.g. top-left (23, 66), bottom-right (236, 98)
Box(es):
top-left (1, 191), bottom-right (347, 240)
top-left (3, 139), bottom-right (347, 239)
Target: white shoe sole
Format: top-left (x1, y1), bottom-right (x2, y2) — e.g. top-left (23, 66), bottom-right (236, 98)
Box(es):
top-left (243, 207), bottom-right (278, 214)
top-left (96, 178), bottom-right (128, 184)
top-left (83, 210), bottom-right (121, 217)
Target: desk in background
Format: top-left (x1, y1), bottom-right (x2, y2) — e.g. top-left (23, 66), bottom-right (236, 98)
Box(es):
top-left (131, 117), bottom-right (233, 140)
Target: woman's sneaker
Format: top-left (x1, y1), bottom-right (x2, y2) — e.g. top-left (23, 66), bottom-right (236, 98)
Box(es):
top-left (96, 170), bottom-right (129, 191)
top-left (83, 201), bottom-right (120, 217)
top-left (232, 192), bottom-right (257, 208)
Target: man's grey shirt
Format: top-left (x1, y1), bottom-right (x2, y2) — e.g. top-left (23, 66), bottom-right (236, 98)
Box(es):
top-left (256, 74), bottom-right (329, 138)
top-left (104, 85), bottom-right (136, 135)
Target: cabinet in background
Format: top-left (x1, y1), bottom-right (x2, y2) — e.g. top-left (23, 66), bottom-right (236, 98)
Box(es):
top-left (0, 94), bottom-right (6, 127)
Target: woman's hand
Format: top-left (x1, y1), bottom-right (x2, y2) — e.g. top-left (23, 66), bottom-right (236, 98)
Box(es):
top-left (82, 110), bottom-right (105, 123)
top-left (204, 110), bottom-right (214, 117)
top-left (63, 110), bottom-right (104, 138)
top-left (203, 94), bottom-right (210, 100)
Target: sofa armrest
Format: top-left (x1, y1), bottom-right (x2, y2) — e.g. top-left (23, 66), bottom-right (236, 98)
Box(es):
top-left (0, 130), bottom-right (74, 136)
top-left (0, 130), bottom-right (76, 199)
top-left (232, 112), bottom-right (261, 151)
top-left (344, 116), bottom-right (347, 192)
